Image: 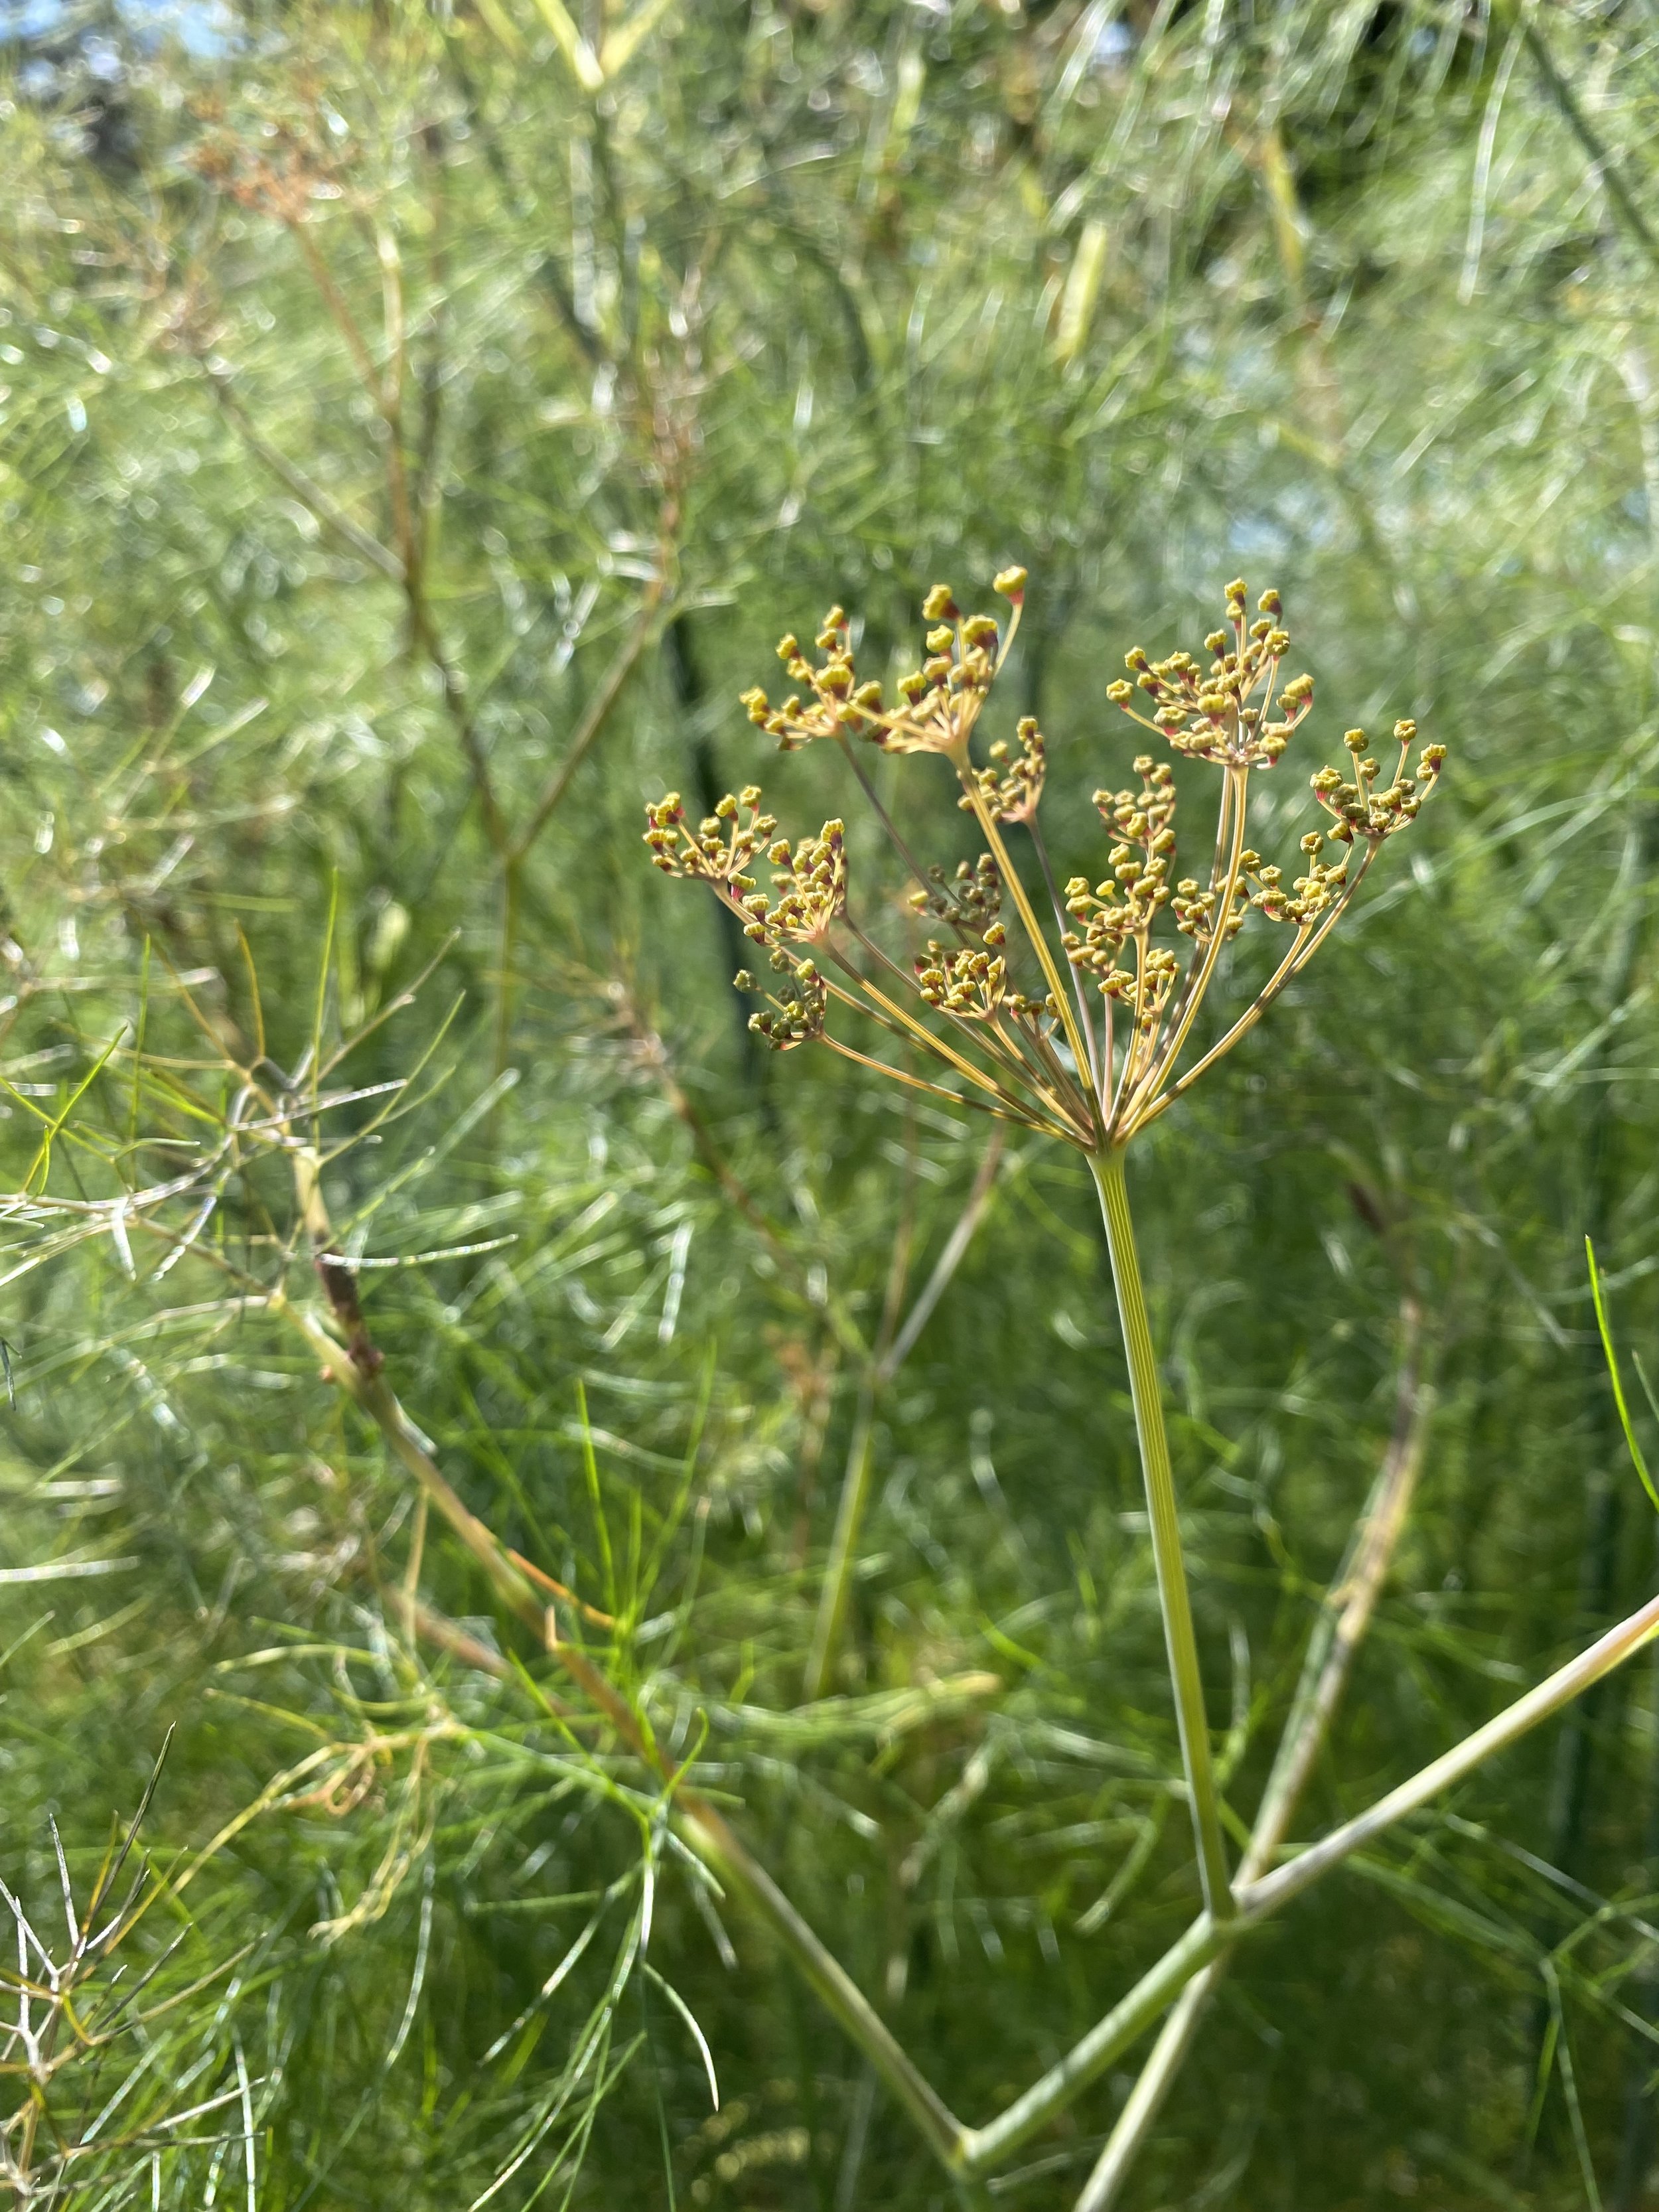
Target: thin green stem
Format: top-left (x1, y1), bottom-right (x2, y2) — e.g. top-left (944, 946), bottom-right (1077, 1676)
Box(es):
top-left (960, 779), bottom-right (1096, 1111)
top-left (676, 1797), bottom-right (968, 2172)
top-left (493, 857), bottom-right (522, 1080)
top-left (1123, 763), bottom-right (1248, 1128)
top-left (1090, 1147), bottom-right (1234, 1921)
top-left (304, 1248), bottom-right (1659, 2195)
top-left (955, 1913), bottom-right (1229, 2175)
top-left (835, 732), bottom-right (937, 900)
top-left (805, 1132), bottom-right (1005, 1700)
top-left (972, 1581), bottom-right (1659, 2187)
top-left (1074, 1297), bottom-right (1431, 2211)
top-left (803, 1379), bottom-right (878, 1704)
top-left (1242, 1587), bottom-right (1659, 1920)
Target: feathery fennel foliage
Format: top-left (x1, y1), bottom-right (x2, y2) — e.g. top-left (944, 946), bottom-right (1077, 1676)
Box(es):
top-left (5, 3), bottom-right (1659, 2207)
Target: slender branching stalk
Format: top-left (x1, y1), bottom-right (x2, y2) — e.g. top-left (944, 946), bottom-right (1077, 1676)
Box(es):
top-left (1074, 1293), bottom-right (1431, 2209)
top-left (0, 558), bottom-right (1633, 2204)
top-left (343, 1295), bottom-right (1659, 2197)
top-left (956, 1578), bottom-right (1659, 2179)
top-left (804, 1127), bottom-right (1004, 1701)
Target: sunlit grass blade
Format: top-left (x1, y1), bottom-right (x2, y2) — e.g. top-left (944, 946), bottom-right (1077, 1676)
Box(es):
top-left (1585, 1235), bottom-right (1659, 1513)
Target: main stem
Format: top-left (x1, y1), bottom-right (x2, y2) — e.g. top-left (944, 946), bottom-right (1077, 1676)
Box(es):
top-left (1090, 1147), bottom-right (1234, 1921)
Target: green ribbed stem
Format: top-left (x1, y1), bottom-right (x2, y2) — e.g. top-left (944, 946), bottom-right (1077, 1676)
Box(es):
top-left (804, 1380), bottom-right (877, 1702)
top-left (1090, 1147), bottom-right (1235, 1922)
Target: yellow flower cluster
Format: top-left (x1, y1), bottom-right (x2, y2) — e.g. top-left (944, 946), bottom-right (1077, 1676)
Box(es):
top-left (644, 570), bottom-right (1446, 1134)
top-left (1106, 580), bottom-right (1312, 769)
top-left (739, 569), bottom-right (1029, 760)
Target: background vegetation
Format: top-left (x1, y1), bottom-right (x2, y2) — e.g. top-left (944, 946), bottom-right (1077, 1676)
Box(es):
top-left (4, 1), bottom-right (1659, 2204)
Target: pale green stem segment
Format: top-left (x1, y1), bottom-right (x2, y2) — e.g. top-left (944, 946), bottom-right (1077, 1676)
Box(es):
top-left (804, 1380), bottom-right (878, 1702)
top-left (972, 1580), bottom-right (1659, 2183)
top-left (1089, 1146), bottom-right (1235, 1922)
top-left (1075, 1311), bottom-right (1431, 2211)
top-left (1241, 1585), bottom-right (1659, 1920)
top-left (954, 1912), bottom-right (1228, 2174)
top-left (804, 1132), bottom-right (1004, 1701)
top-left (678, 1798), bottom-right (969, 2172)
top-left (1073, 1994), bottom-right (1205, 2210)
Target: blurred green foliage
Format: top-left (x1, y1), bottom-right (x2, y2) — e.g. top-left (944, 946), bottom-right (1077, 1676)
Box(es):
top-left (4, 1), bottom-right (1659, 2205)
